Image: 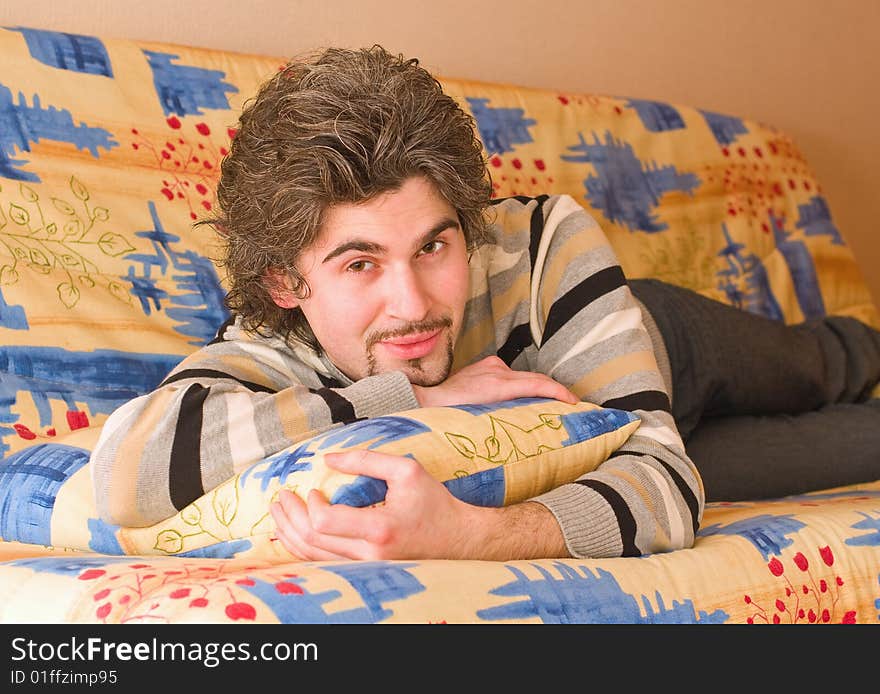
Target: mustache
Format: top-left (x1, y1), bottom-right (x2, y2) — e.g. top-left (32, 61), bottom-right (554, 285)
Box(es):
top-left (365, 316), bottom-right (453, 349)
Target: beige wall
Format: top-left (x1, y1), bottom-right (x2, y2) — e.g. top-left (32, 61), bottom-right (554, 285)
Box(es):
top-left (2, 0), bottom-right (878, 306)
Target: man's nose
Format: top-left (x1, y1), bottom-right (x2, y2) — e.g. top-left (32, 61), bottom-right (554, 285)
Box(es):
top-left (384, 265), bottom-right (431, 321)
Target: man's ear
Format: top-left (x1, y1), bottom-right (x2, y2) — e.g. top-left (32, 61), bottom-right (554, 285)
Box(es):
top-left (264, 269), bottom-right (300, 309)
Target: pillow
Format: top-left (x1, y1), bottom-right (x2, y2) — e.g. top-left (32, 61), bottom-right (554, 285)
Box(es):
top-left (1, 397), bottom-right (639, 559)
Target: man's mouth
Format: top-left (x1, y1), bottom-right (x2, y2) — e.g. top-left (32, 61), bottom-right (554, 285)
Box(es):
top-left (378, 329), bottom-right (443, 360)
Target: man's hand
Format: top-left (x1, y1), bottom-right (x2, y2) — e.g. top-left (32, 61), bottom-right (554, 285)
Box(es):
top-left (269, 448), bottom-right (568, 561)
top-left (412, 355), bottom-right (580, 408)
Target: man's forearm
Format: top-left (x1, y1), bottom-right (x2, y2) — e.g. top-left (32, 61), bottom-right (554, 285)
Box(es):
top-left (458, 501), bottom-right (569, 560)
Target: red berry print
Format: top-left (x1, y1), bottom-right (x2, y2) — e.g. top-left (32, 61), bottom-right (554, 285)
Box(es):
top-left (13, 424), bottom-right (36, 440)
top-left (225, 602), bottom-right (256, 621)
top-left (768, 557), bottom-right (784, 576)
top-left (274, 581), bottom-right (303, 595)
top-left (166, 116), bottom-right (182, 129)
top-left (79, 569), bottom-right (106, 581)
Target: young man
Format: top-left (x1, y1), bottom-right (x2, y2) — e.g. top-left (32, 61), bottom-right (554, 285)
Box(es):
top-left (91, 46), bottom-right (880, 562)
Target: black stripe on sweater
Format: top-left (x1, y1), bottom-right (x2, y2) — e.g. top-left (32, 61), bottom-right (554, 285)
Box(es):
top-left (160, 369), bottom-right (277, 394)
top-left (496, 323), bottom-right (533, 366)
top-left (527, 195), bottom-right (550, 272)
top-left (309, 387), bottom-right (359, 424)
top-left (169, 383), bottom-right (210, 510)
top-left (608, 449), bottom-right (702, 538)
top-left (316, 372), bottom-right (345, 388)
top-left (574, 479), bottom-right (640, 556)
top-left (603, 390), bottom-right (671, 414)
top-left (542, 265), bottom-right (627, 345)
top-left (657, 459), bottom-right (701, 537)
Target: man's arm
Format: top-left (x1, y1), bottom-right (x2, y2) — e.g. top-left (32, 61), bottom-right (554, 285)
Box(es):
top-left (523, 195), bottom-right (704, 557)
top-left (90, 325), bottom-right (420, 527)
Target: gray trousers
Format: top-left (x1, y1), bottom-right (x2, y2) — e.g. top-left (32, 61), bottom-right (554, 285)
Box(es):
top-left (628, 278), bottom-right (880, 501)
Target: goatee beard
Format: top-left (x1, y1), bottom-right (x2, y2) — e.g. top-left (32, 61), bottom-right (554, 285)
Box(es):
top-left (365, 318), bottom-right (454, 386)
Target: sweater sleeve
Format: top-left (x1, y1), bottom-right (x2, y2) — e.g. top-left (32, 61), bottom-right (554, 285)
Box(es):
top-left (90, 330), bottom-right (419, 527)
top-left (525, 195), bottom-right (705, 558)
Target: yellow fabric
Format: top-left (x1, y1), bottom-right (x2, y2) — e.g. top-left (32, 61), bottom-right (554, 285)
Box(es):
top-left (2, 481), bottom-right (877, 623)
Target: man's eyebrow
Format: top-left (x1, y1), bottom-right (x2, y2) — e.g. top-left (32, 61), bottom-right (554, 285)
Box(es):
top-left (321, 217), bottom-right (460, 264)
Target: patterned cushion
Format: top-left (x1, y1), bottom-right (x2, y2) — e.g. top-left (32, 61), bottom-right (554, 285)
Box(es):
top-left (0, 397), bottom-right (638, 559)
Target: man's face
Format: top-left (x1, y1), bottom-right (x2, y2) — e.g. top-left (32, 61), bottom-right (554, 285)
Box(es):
top-left (271, 176), bottom-right (471, 386)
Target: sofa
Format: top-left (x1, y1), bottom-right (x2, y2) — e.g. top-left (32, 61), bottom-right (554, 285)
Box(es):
top-left (1, 25), bottom-right (878, 625)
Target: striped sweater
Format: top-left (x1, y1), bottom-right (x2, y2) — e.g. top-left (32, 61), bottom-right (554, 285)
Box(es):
top-left (91, 194), bottom-right (704, 558)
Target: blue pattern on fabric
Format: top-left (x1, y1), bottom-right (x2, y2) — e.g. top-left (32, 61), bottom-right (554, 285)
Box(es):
top-left (449, 397), bottom-right (550, 415)
top-left (240, 443), bottom-right (315, 491)
top-left (625, 99), bottom-right (685, 132)
top-left (0, 346), bottom-right (181, 457)
top-left (143, 50), bottom-right (238, 116)
top-left (7, 556), bottom-right (133, 576)
top-left (314, 416), bottom-right (429, 451)
top-left (796, 196), bottom-right (843, 245)
top-left (770, 211), bottom-right (826, 319)
top-left (466, 97), bottom-right (536, 155)
top-left (716, 222), bottom-right (784, 320)
top-left (0, 82), bottom-right (118, 181)
top-left (124, 202), bottom-right (228, 345)
top-left (476, 563), bottom-right (727, 623)
top-left (0, 290), bottom-right (27, 330)
top-left (698, 513), bottom-right (805, 560)
top-left (0, 444), bottom-right (90, 544)
top-left (700, 109), bottom-right (748, 146)
top-left (844, 512), bottom-right (880, 547)
top-left (443, 466), bottom-right (506, 506)
top-left (8, 27), bottom-right (112, 76)
top-left (240, 562), bottom-right (424, 623)
top-left (331, 475), bottom-right (388, 507)
top-left (562, 131), bottom-right (700, 233)
top-left (176, 539), bottom-right (254, 558)
top-left (559, 408), bottom-right (637, 445)
top-left (87, 517), bottom-right (123, 555)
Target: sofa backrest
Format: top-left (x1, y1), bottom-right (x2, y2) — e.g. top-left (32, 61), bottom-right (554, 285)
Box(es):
top-left (1, 26), bottom-right (876, 457)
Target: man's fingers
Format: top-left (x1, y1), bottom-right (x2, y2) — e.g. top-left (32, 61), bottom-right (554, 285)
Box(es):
top-left (305, 488), bottom-right (380, 541)
top-left (501, 372), bottom-right (580, 404)
top-left (325, 449), bottom-right (419, 484)
top-left (272, 490), bottom-right (350, 561)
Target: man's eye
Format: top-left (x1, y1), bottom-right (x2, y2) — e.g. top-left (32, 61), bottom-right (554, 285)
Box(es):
top-left (421, 240), bottom-right (445, 255)
top-left (346, 260), bottom-right (373, 273)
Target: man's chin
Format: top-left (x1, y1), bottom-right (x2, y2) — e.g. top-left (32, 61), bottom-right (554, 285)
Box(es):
top-left (401, 366), bottom-right (450, 388)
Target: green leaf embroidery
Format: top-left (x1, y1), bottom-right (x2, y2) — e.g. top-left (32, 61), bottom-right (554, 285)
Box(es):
top-left (181, 505), bottom-right (202, 526)
top-left (19, 183), bottom-right (38, 202)
top-left (445, 433), bottom-right (477, 459)
top-left (212, 484), bottom-right (239, 527)
top-left (62, 219), bottom-right (82, 238)
top-left (28, 248), bottom-right (50, 267)
top-left (57, 282), bottom-right (81, 308)
top-left (107, 280), bottom-right (131, 303)
top-left (70, 175), bottom-right (89, 201)
top-left (52, 197), bottom-right (77, 216)
top-left (9, 204), bottom-right (29, 225)
top-left (154, 529), bottom-right (184, 554)
top-left (97, 232), bottom-right (135, 257)
top-left (0, 265), bottom-right (20, 286)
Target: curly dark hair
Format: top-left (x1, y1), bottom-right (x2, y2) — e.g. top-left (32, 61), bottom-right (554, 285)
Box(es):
top-left (202, 45), bottom-right (494, 350)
